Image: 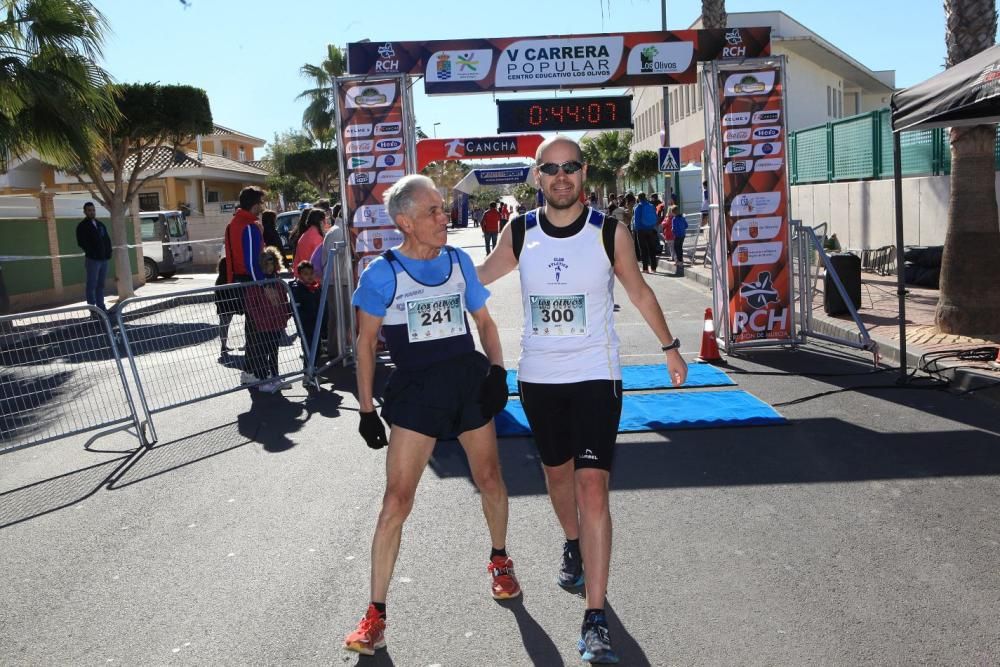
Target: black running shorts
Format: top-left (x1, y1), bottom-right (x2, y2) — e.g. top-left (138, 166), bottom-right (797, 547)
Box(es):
top-left (381, 351), bottom-right (491, 440)
top-left (518, 379), bottom-right (623, 471)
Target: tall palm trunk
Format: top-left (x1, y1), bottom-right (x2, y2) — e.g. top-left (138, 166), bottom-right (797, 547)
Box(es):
top-left (701, 0), bottom-right (727, 28)
top-left (937, 0), bottom-right (1000, 334)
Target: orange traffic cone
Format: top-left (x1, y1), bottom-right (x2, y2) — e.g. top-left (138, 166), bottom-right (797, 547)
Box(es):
top-left (696, 307), bottom-right (723, 364)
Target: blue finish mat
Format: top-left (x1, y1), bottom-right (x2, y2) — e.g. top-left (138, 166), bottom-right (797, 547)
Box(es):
top-left (505, 363), bottom-right (735, 395)
top-left (495, 390), bottom-right (785, 437)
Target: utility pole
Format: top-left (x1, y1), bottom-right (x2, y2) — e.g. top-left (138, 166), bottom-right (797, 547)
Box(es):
top-left (661, 0), bottom-right (672, 201)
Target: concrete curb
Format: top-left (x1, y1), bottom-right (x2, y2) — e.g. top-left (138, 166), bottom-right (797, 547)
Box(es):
top-left (675, 261), bottom-right (1000, 403)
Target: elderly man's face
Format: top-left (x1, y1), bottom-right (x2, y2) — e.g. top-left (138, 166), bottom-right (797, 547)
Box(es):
top-left (398, 187), bottom-right (449, 248)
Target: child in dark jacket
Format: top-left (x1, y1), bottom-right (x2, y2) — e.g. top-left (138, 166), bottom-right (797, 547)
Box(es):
top-left (289, 260), bottom-right (322, 350)
top-left (245, 248), bottom-right (291, 393)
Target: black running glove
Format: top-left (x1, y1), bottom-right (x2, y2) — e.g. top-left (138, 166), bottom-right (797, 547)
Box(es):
top-left (480, 365), bottom-right (509, 418)
top-left (358, 411), bottom-right (388, 450)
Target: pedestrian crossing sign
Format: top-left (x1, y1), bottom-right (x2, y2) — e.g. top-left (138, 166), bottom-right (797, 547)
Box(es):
top-left (659, 147), bottom-right (680, 172)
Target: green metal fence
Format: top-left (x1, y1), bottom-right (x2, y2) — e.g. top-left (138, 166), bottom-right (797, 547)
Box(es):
top-left (788, 108), bottom-right (1000, 184)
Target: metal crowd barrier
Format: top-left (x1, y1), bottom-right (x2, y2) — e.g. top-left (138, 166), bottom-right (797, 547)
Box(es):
top-left (0, 305), bottom-right (144, 454)
top-left (304, 243), bottom-right (357, 389)
top-left (114, 279), bottom-right (311, 437)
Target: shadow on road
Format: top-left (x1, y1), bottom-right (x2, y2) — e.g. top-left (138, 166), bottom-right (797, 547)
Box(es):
top-left (495, 595), bottom-right (563, 666)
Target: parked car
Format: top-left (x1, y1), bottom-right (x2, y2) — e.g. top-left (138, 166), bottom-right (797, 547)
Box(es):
top-left (140, 210), bottom-right (192, 281)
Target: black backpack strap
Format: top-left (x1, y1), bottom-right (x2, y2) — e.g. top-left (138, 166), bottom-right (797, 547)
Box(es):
top-left (594, 209), bottom-right (616, 266)
top-left (511, 210), bottom-right (532, 261)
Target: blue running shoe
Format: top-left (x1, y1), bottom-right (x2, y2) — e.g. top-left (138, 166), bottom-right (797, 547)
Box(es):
top-left (557, 541), bottom-right (584, 588)
top-left (578, 612), bottom-right (619, 664)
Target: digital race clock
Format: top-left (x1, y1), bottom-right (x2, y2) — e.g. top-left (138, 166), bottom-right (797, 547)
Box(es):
top-left (496, 96), bottom-right (633, 133)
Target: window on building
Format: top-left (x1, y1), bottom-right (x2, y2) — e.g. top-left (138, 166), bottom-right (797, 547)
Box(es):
top-left (697, 73), bottom-right (703, 110)
top-left (138, 192), bottom-right (160, 211)
top-left (238, 145), bottom-right (246, 161)
top-left (838, 90), bottom-right (843, 118)
top-left (206, 191), bottom-right (220, 203)
top-left (221, 146), bottom-right (230, 158)
top-left (827, 86), bottom-right (832, 117)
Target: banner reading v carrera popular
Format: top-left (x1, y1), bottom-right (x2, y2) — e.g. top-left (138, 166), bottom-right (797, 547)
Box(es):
top-left (717, 64), bottom-right (793, 343)
top-left (347, 28), bottom-right (770, 94)
top-left (336, 78), bottom-right (408, 277)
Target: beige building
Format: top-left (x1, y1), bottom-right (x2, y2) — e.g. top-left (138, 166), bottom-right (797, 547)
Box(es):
top-left (596, 11), bottom-right (895, 196)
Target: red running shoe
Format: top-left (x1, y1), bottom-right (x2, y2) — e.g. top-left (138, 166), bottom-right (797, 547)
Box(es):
top-left (343, 604), bottom-right (386, 655)
top-left (488, 556), bottom-right (522, 599)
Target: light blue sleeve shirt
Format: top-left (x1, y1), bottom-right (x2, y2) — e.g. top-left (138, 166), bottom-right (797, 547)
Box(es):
top-left (352, 246), bottom-right (490, 318)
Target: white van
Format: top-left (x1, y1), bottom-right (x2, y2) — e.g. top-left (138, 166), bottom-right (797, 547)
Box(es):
top-left (140, 210), bottom-right (192, 280)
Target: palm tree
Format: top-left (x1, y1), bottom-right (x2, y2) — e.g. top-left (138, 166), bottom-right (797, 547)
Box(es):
top-left (701, 0), bottom-right (727, 28)
top-left (936, 0), bottom-right (1000, 334)
top-left (625, 150), bottom-right (661, 193)
top-left (0, 0), bottom-right (118, 169)
top-left (297, 44), bottom-right (346, 149)
top-left (582, 131), bottom-right (633, 194)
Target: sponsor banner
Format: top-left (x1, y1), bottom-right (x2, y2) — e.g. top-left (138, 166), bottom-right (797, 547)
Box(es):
top-left (731, 216), bottom-right (782, 241)
top-left (347, 28), bottom-right (771, 92)
top-left (375, 121), bottom-right (402, 136)
top-left (356, 228), bottom-right (405, 253)
top-left (724, 127), bottom-right (752, 142)
top-left (718, 63), bottom-right (791, 343)
top-left (344, 123), bottom-right (373, 138)
top-left (376, 153), bottom-right (404, 168)
top-left (752, 109), bottom-right (781, 124)
top-left (416, 134), bottom-right (544, 170)
top-left (723, 70), bottom-right (776, 97)
top-left (337, 77), bottom-right (412, 277)
top-left (752, 141), bottom-right (782, 157)
top-left (722, 111), bottom-right (751, 126)
top-left (474, 167), bottom-right (531, 186)
top-left (353, 204), bottom-right (393, 228)
top-left (725, 144), bottom-right (753, 158)
top-left (724, 159), bottom-right (754, 174)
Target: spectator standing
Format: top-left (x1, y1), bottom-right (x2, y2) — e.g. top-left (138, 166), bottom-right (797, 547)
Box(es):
top-left (498, 201), bottom-right (510, 232)
top-left (290, 260), bottom-right (322, 351)
top-left (292, 208), bottom-right (327, 279)
top-left (669, 205), bottom-right (689, 276)
top-left (75, 202), bottom-right (112, 313)
top-left (661, 206), bottom-right (676, 262)
top-left (214, 256), bottom-right (239, 356)
top-left (481, 202), bottom-right (501, 254)
top-left (314, 203), bottom-right (350, 359)
top-left (223, 186), bottom-right (267, 385)
top-left (633, 192), bottom-right (660, 273)
top-left (245, 247), bottom-right (291, 393)
top-left (261, 210), bottom-right (282, 252)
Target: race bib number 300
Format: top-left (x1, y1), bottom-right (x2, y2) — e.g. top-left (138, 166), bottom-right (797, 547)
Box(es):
top-left (529, 294), bottom-right (587, 336)
top-left (406, 293), bottom-right (467, 340)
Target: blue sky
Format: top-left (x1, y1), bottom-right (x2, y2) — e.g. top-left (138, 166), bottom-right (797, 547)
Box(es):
top-left (96, 0), bottom-right (947, 153)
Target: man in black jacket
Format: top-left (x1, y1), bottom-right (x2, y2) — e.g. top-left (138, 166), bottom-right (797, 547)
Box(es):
top-left (75, 202), bottom-right (113, 312)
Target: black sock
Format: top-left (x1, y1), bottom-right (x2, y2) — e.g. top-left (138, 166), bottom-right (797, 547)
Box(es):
top-left (490, 547), bottom-right (508, 559)
top-left (565, 538), bottom-right (580, 553)
top-left (584, 608), bottom-right (605, 623)
top-left (371, 602), bottom-right (386, 618)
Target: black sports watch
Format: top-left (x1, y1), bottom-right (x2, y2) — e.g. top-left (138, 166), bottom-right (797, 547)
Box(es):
top-left (661, 338), bottom-right (681, 352)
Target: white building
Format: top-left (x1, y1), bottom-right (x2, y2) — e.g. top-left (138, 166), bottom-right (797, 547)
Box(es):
top-left (620, 11), bottom-right (895, 194)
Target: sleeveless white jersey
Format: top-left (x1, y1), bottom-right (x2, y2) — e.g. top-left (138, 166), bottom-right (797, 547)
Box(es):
top-left (517, 207), bottom-right (620, 383)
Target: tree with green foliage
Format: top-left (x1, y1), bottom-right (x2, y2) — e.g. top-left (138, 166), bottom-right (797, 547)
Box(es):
top-left (0, 0), bottom-right (118, 170)
top-left (264, 130), bottom-right (319, 205)
top-left (71, 83), bottom-right (213, 298)
top-left (936, 0), bottom-right (1000, 333)
top-left (582, 131), bottom-right (632, 194)
top-left (284, 148), bottom-right (339, 198)
top-left (625, 150), bottom-right (660, 194)
top-left (297, 45), bottom-right (346, 148)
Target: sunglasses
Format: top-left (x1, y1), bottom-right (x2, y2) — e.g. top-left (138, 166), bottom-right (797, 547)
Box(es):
top-left (537, 160), bottom-right (584, 176)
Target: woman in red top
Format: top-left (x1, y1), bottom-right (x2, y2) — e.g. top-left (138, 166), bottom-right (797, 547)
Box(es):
top-left (291, 208), bottom-right (328, 279)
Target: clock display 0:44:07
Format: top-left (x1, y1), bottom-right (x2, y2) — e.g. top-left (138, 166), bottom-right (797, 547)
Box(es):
top-left (496, 96), bottom-right (633, 132)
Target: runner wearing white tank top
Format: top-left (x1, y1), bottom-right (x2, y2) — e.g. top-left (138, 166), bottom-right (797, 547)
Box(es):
top-left (477, 136), bottom-right (688, 665)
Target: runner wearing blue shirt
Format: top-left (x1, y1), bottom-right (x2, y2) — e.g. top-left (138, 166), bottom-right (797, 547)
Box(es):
top-left (344, 175), bottom-right (521, 657)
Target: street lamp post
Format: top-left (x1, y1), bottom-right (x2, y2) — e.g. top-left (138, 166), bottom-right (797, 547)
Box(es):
top-left (661, 0), bottom-right (672, 201)
top-left (433, 122), bottom-right (441, 138)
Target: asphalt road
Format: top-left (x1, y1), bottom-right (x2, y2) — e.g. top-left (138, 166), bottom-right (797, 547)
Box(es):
top-left (2, 225), bottom-right (998, 666)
